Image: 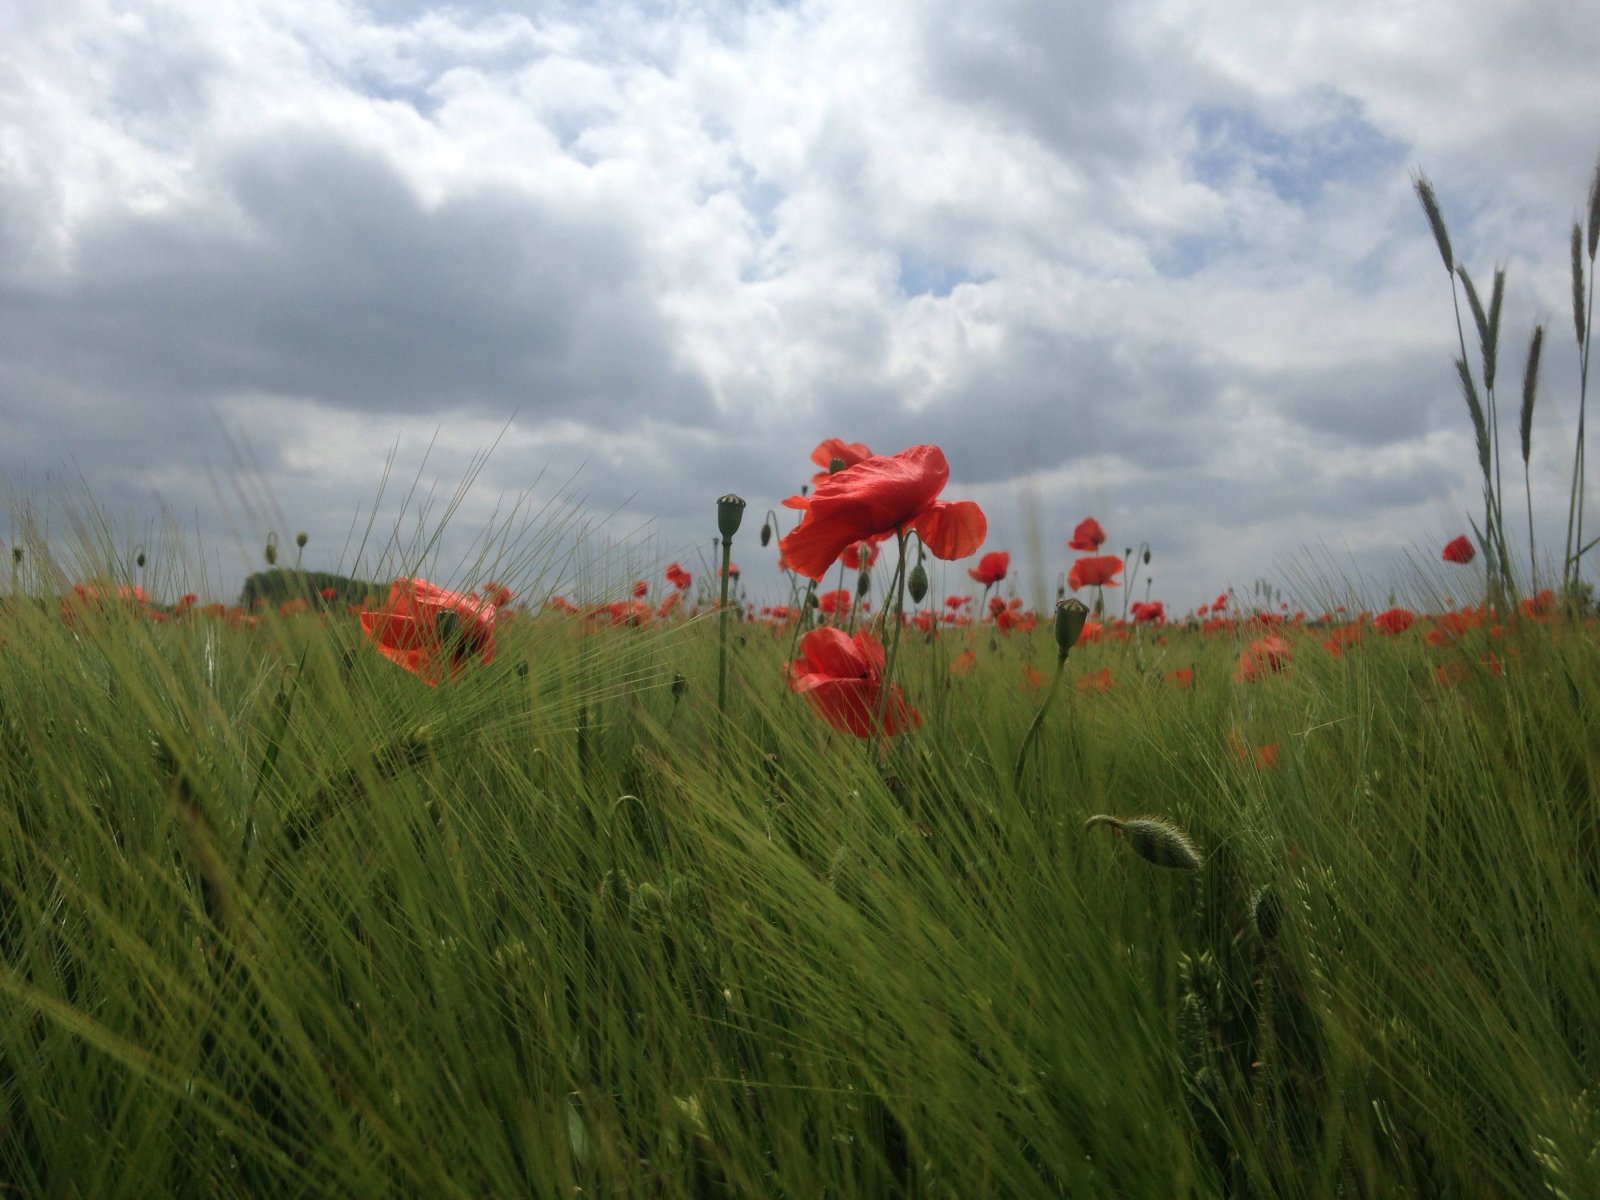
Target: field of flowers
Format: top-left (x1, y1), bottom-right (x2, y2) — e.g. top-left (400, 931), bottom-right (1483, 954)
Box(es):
top-left (3, 427), bottom-right (1600, 1198)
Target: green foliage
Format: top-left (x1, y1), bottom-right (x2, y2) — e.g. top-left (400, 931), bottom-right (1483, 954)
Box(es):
top-left (4, 584), bottom-right (1600, 1197)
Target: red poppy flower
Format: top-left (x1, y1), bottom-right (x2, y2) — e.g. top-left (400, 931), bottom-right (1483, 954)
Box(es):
top-left (1442, 535), bottom-right (1475, 564)
top-left (360, 578), bottom-right (497, 686)
top-left (778, 445), bottom-right (987, 581)
top-left (1521, 589), bottom-right (1555, 619)
top-left (968, 550), bottom-right (1010, 586)
top-left (1068, 517), bottom-right (1106, 552)
top-left (665, 562), bottom-right (692, 590)
top-left (842, 539), bottom-right (883, 571)
top-left (631, 580), bottom-right (649, 599)
top-left (1067, 555), bottom-right (1123, 590)
top-left (1130, 600), bottom-right (1166, 624)
top-left (950, 649), bottom-right (978, 676)
top-left (809, 437), bottom-right (874, 485)
top-left (788, 627), bottom-right (919, 738)
top-left (1234, 635), bottom-right (1291, 683)
top-left (818, 588), bottom-right (852, 615)
top-left (1168, 667), bottom-right (1194, 689)
top-left (1077, 667), bottom-right (1114, 693)
top-left (1372, 608), bottom-right (1416, 635)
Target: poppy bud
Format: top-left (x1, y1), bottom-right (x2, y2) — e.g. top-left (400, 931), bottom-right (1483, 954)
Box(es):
top-left (908, 561), bottom-right (929, 604)
top-left (264, 534), bottom-right (278, 566)
top-left (1054, 598), bottom-right (1089, 663)
top-left (856, 571), bottom-right (871, 599)
top-left (1084, 815), bottom-right (1204, 871)
top-left (1251, 883), bottom-right (1282, 944)
top-left (671, 672), bottom-right (687, 699)
top-left (760, 522), bottom-right (772, 547)
top-left (11, 546), bottom-right (21, 564)
top-left (296, 531), bottom-right (308, 549)
top-left (135, 550), bottom-right (146, 569)
top-left (1142, 547), bottom-right (1151, 565)
top-left (717, 494), bottom-right (746, 541)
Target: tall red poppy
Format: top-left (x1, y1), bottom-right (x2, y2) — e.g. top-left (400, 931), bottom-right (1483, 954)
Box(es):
top-left (360, 578), bottom-right (497, 686)
top-left (665, 562), bottom-right (692, 590)
top-left (1068, 517), bottom-right (1106, 552)
top-left (778, 445), bottom-right (987, 581)
top-left (809, 438), bottom-right (874, 485)
top-left (1067, 555), bottom-right (1123, 590)
top-left (968, 550), bottom-right (1010, 586)
top-left (788, 627), bottom-right (919, 738)
top-left (1442, 535), bottom-right (1475, 564)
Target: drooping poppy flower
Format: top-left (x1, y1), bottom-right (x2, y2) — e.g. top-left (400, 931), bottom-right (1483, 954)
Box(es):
top-left (809, 438), bottom-right (874, 485)
top-left (1442, 535), bottom-right (1476, 564)
top-left (788, 626), bottom-right (919, 738)
top-left (968, 550), bottom-right (1010, 586)
top-left (665, 562), bottom-right (692, 590)
top-left (360, 578), bottom-right (497, 686)
top-left (1372, 608), bottom-right (1416, 635)
top-left (1068, 517), bottom-right (1106, 552)
top-left (1067, 555), bottom-right (1123, 590)
top-left (778, 445), bottom-right (987, 581)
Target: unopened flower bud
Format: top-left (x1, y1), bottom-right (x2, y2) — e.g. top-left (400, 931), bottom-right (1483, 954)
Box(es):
top-left (1084, 815), bottom-right (1203, 871)
top-left (1054, 598), bottom-right (1089, 662)
top-left (908, 561), bottom-right (929, 604)
top-left (264, 534), bottom-right (278, 566)
top-left (717, 494), bottom-right (746, 541)
top-left (856, 571), bottom-right (871, 599)
top-left (1251, 883), bottom-right (1282, 943)
top-left (760, 522), bottom-right (772, 547)
top-left (296, 531), bottom-right (308, 549)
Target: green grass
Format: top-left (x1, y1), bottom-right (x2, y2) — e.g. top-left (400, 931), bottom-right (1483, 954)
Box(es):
top-left (3, 582), bottom-right (1600, 1197)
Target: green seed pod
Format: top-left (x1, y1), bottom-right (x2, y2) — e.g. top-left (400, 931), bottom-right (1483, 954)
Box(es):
top-left (295, 531), bottom-right (308, 549)
top-left (716, 494), bottom-right (746, 540)
top-left (1085, 814), bottom-right (1204, 871)
top-left (264, 533), bottom-right (278, 566)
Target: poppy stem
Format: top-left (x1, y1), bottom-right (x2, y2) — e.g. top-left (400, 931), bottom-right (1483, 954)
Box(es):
top-left (1012, 660), bottom-right (1066, 794)
top-left (869, 530), bottom-right (911, 756)
top-left (718, 536), bottom-right (734, 718)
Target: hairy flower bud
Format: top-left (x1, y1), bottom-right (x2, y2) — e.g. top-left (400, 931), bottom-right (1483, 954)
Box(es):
top-left (1084, 815), bottom-right (1204, 871)
top-left (908, 561), bottom-right (929, 604)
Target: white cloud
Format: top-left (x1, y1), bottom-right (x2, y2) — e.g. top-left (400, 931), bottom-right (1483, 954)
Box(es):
top-left (4, 0), bottom-right (1599, 610)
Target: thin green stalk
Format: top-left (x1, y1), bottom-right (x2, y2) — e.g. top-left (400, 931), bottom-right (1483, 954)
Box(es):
top-left (868, 531), bottom-right (910, 759)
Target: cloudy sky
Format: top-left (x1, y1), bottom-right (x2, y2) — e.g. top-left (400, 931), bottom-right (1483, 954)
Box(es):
top-left (4, 0), bottom-right (1599, 612)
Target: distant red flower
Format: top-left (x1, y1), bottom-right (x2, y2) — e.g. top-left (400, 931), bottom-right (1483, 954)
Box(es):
top-left (1442, 535), bottom-right (1475, 564)
top-left (778, 445), bottom-right (987, 581)
top-left (1130, 600), bottom-right (1166, 624)
top-left (788, 627), bottom-right (918, 738)
top-left (1520, 589), bottom-right (1556, 619)
top-left (657, 591), bottom-right (683, 617)
top-left (1168, 667), bottom-right (1194, 690)
top-left (1076, 667), bottom-right (1114, 693)
top-left (1021, 664), bottom-right (1046, 693)
top-left (950, 649), bottom-right (977, 676)
top-left (809, 437), bottom-right (874, 485)
top-left (968, 550), bottom-right (1010, 586)
top-left (1372, 608), bottom-right (1416, 635)
top-left (1068, 517), bottom-right (1106, 552)
top-left (320, 586), bottom-right (339, 602)
top-left (842, 540), bottom-right (882, 571)
top-left (721, 562), bottom-right (740, 579)
top-left (360, 578), bottom-right (497, 686)
top-left (1234, 635), bottom-right (1291, 683)
top-left (632, 580), bottom-right (649, 599)
top-left (480, 581), bottom-right (514, 607)
top-left (1067, 555), bottom-right (1123, 590)
top-left (665, 562), bottom-right (692, 590)
top-left (818, 588), bottom-right (852, 615)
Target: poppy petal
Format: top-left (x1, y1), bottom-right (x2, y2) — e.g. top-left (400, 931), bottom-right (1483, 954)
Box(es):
top-left (912, 500), bottom-right (987, 562)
